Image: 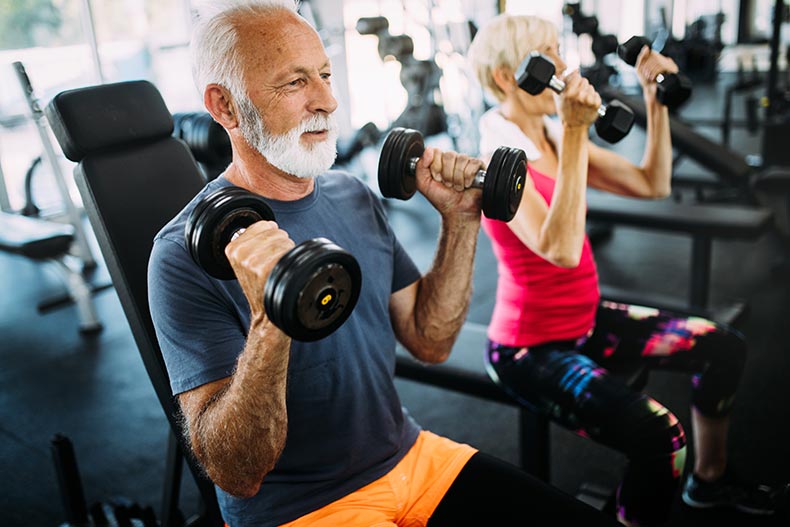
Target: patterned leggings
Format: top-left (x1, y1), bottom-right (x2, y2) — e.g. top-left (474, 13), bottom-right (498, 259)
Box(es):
top-left (486, 300), bottom-right (747, 526)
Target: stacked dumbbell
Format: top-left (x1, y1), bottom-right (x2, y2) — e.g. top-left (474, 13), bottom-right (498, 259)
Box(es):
top-left (618, 36), bottom-right (693, 110)
top-left (185, 187), bottom-right (361, 341)
top-left (515, 51), bottom-right (635, 144)
top-left (378, 128), bottom-right (527, 222)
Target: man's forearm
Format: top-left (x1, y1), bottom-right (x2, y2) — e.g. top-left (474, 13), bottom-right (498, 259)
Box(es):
top-left (189, 323), bottom-right (290, 498)
top-left (413, 216), bottom-right (480, 361)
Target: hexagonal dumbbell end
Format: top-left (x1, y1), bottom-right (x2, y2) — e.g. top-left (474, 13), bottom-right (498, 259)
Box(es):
top-left (594, 99), bottom-right (635, 144)
top-left (515, 51), bottom-right (558, 96)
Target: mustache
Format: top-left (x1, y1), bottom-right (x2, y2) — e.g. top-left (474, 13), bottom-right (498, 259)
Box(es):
top-left (295, 113), bottom-right (337, 135)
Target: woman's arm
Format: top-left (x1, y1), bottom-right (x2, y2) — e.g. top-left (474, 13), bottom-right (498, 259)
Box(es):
top-left (507, 71), bottom-right (600, 268)
top-left (588, 46), bottom-right (679, 198)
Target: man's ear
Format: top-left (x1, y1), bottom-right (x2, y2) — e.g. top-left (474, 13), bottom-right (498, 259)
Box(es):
top-left (491, 65), bottom-right (517, 96)
top-left (204, 84), bottom-right (238, 129)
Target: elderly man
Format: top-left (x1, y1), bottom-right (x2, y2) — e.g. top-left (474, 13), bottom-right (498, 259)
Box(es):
top-left (148, 1), bottom-right (622, 526)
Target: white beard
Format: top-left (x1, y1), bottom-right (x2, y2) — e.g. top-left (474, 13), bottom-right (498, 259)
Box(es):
top-left (236, 96), bottom-right (338, 179)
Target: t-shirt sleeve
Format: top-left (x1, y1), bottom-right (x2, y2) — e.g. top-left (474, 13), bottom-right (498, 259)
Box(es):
top-left (148, 237), bottom-right (246, 395)
top-left (363, 181), bottom-right (421, 293)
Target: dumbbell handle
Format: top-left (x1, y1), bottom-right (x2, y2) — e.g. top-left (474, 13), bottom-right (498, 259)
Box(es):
top-left (230, 227), bottom-right (247, 242)
top-left (545, 75), bottom-right (608, 119)
top-left (406, 157), bottom-right (486, 188)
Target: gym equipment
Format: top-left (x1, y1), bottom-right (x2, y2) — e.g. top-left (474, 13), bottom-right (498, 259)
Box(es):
top-left (46, 79), bottom-right (224, 525)
top-left (515, 52), bottom-right (635, 144)
top-left (561, 3), bottom-right (619, 89)
top-left (185, 187), bottom-right (361, 341)
top-left (377, 127), bottom-right (526, 222)
top-left (12, 61), bottom-right (98, 270)
top-left (0, 212), bottom-right (104, 333)
top-left (172, 112), bottom-right (231, 181)
top-left (617, 36), bottom-right (693, 110)
top-left (335, 121), bottom-right (382, 166)
top-left (356, 16), bottom-right (448, 138)
top-left (52, 433), bottom-right (159, 527)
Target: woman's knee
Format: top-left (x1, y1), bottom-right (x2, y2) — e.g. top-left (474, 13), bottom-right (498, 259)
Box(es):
top-left (692, 327), bottom-right (748, 417)
top-left (620, 396), bottom-right (687, 463)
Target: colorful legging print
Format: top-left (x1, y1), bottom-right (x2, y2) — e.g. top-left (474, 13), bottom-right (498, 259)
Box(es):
top-left (486, 300), bottom-right (747, 526)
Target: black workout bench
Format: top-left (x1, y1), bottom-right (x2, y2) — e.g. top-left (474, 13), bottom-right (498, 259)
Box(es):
top-left (586, 191), bottom-right (773, 322)
top-left (394, 322), bottom-right (649, 485)
top-left (0, 212), bottom-right (102, 333)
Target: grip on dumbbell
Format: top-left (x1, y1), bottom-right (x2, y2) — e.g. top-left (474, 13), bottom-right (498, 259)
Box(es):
top-left (617, 35), bottom-right (692, 109)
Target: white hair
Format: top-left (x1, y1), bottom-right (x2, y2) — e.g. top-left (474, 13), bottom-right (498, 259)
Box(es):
top-left (467, 14), bottom-right (558, 102)
top-left (190, 0), bottom-right (299, 100)
top-left (235, 94), bottom-right (339, 178)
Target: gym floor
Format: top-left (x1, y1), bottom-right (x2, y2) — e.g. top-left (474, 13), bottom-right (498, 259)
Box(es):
top-left (1, 78), bottom-right (789, 526)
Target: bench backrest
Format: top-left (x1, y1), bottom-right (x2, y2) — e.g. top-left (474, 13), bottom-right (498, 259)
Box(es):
top-left (45, 80), bottom-right (222, 524)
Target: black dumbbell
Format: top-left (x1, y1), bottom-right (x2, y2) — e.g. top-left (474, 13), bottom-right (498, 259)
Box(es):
top-left (378, 127), bottom-right (526, 222)
top-left (515, 51), bottom-right (635, 144)
top-left (618, 36), bottom-right (693, 110)
top-left (185, 187), bottom-right (362, 341)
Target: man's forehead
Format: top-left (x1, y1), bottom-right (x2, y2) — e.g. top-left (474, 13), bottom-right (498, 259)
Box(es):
top-left (236, 12), bottom-right (328, 69)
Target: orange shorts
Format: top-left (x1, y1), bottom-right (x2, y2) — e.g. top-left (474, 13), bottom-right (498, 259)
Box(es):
top-left (279, 430), bottom-right (477, 527)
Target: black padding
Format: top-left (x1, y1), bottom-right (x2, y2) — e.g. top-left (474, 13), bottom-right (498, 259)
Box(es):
top-left (598, 86), bottom-right (753, 185)
top-left (45, 80), bottom-right (174, 162)
top-left (46, 80), bottom-right (222, 525)
top-left (586, 191), bottom-right (772, 238)
top-left (752, 167), bottom-right (790, 192)
top-left (0, 212), bottom-right (74, 259)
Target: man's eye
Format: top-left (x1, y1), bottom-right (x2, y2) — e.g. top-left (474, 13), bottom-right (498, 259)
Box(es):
top-left (288, 79), bottom-right (303, 87)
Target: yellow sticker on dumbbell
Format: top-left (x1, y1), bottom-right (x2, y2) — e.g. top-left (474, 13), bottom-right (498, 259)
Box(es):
top-left (321, 294), bottom-right (333, 305)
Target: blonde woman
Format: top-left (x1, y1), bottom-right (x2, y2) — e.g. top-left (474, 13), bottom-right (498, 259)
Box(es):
top-left (468, 13), bottom-right (776, 526)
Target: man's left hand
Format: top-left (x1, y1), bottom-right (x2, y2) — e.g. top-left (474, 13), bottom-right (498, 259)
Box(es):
top-left (415, 147), bottom-right (484, 220)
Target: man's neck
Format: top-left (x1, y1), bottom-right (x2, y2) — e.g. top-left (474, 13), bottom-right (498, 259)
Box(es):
top-left (225, 139), bottom-right (315, 201)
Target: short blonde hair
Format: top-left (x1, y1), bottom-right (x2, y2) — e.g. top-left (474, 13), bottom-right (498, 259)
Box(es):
top-left (467, 14), bottom-right (558, 102)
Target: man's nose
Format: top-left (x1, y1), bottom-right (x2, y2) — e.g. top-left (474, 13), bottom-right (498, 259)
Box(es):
top-left (309, 78), bottom-right (338, 115)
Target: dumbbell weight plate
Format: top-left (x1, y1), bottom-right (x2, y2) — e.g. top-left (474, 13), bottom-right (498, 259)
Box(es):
top-left (378, 127), bottom-right (424, 200)
top-left (264, 238), bottom-right (362, 342)
top-left (485, 146), bottom-right (527, 222)
top-left (482, 147), bottom-right (505, 220)
top-left (185, 187), bottom-right (275, 280)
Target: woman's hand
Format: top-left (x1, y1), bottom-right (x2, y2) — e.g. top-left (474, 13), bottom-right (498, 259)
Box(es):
top-left (634, 45), bottom-right (680, 100)
top-left (557, 70), bottom-right (601, 129)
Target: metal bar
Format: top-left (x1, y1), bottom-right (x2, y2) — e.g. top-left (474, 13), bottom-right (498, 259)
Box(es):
top-left (0, 144), bottom-right (11, 212)
top-left (80, 0), bottom-right (105, 84)
top-left (51, 434), bottom-right (89, 526)
top-left (766, 0), bottom-right (785, 111)
top-left (161, 429), bottom-right (184, 527)
top-left (690, 235), bottom-right (712, 309)
top-left (12, 61), bottom-right (98, 269)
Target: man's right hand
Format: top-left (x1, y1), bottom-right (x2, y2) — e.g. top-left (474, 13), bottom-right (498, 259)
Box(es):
top-left (224, 220), bottom-right (295, 322)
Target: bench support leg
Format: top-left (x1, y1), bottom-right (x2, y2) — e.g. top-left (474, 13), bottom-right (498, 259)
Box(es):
top-left (690, 235), bottom-right (712, 310)
top-left (519, 408), bottom-right (550, 482)
top-left (51, 258), bottom-right (102, 333)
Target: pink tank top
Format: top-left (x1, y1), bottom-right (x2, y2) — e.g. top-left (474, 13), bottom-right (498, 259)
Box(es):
top-left (481, 166), bottom-right (600, 347)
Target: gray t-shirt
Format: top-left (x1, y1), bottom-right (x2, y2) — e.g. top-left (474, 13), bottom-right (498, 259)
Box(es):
top-left (148, 171), bottom-right (422, 527)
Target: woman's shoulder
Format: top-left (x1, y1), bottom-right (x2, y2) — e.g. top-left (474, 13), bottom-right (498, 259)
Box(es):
top-left (479, 107), bottom-right (542, 161)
